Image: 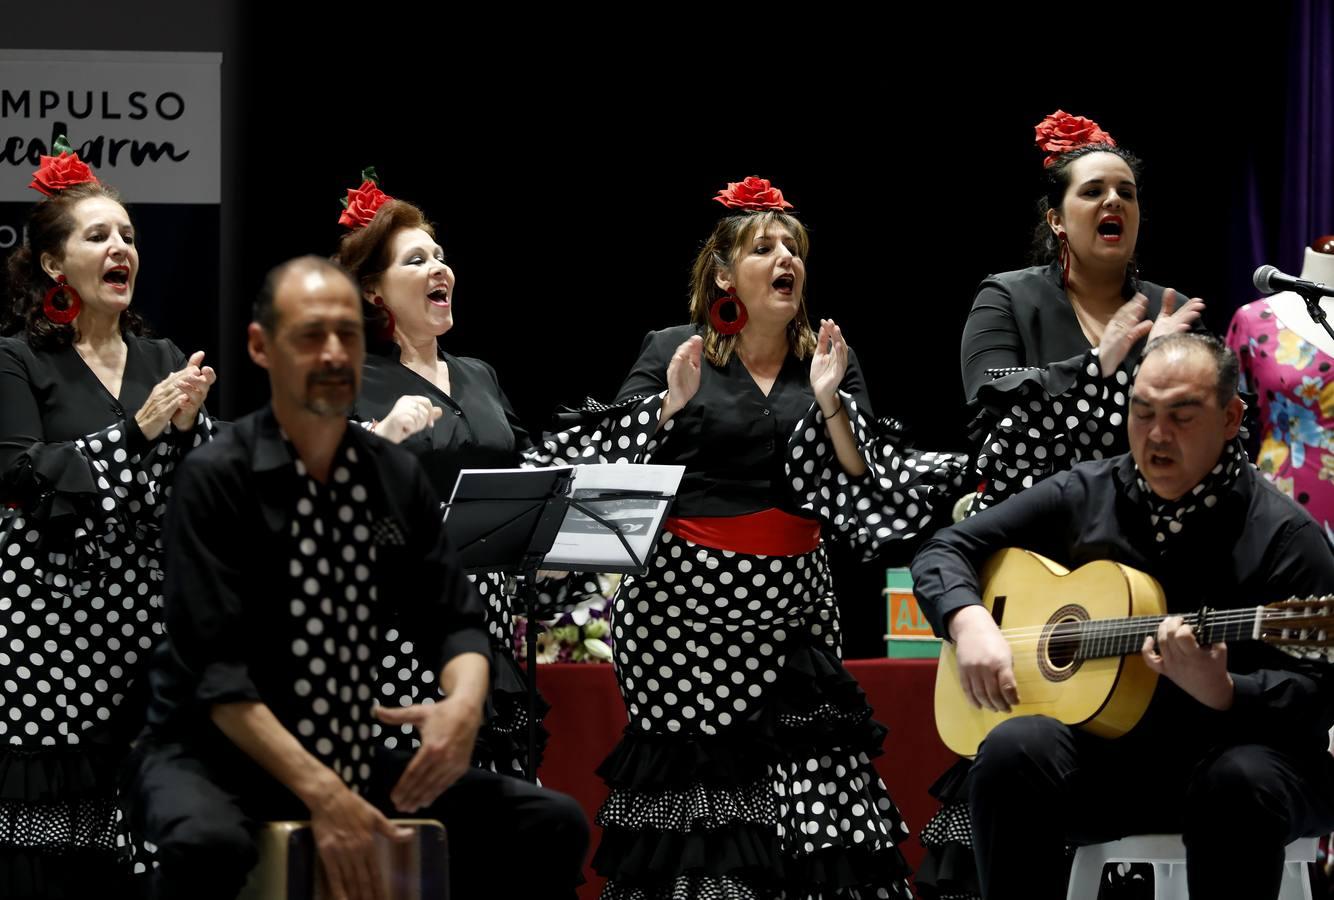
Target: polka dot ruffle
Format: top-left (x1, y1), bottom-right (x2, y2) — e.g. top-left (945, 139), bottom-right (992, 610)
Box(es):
top-left (786, 392), bottom-right (967, 557)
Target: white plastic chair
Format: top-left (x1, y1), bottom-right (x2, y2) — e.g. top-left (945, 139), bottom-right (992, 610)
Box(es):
top-left (1065, 834), bottom-right (1316, 900)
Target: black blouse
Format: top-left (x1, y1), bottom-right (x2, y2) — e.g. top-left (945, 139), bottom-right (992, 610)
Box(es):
top-left (0, 333), bottom-right (194, 508)
top-left (614, 324), bottom-right (872, 519)
top-left (355, 348), bottom-right (532, 501)
top-left (960, 263), bottom-right (1173, 405)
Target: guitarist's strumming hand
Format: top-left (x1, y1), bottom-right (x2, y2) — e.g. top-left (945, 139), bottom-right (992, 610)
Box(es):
top-left (948, 605), bottom-right (1020, 713)
top-left (1140, 616), bottom-right (1234, 711)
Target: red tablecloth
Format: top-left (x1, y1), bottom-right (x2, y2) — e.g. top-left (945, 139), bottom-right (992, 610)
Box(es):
top-left (535, 658), bottom-right (955, 899)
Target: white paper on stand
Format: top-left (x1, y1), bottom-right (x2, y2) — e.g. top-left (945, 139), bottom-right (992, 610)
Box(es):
top-left (546, 464), bottom-right (684, 570)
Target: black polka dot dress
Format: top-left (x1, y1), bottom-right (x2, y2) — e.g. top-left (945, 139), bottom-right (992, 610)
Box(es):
top-left (0, 334), bottom-right (213, 898)
top-left (971, 350), bottom-right (1130, 513)
top-left (530, 325), bottom-right (967, 899)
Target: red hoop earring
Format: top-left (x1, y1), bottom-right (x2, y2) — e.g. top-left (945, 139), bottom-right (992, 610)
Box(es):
top-left (708, 289), bottom-right (748, 335)
top-left (43, 275), bottom-right (81, 325)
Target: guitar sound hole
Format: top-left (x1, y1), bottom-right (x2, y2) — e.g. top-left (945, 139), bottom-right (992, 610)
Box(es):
top-left (1038, 605), bottom-right (1089, 683)
top-left (1047, 620), bottom-right (1080, 669)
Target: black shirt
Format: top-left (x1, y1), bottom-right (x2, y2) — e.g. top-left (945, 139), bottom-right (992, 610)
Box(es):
top-left (144, 406), bottom-right (490, 769)
top-left (614, 324), bottom-right (872, 519)
top-left (911, 453), bottom-right (1334, 753)
top-left (355, 348), bottom-right (532, 501)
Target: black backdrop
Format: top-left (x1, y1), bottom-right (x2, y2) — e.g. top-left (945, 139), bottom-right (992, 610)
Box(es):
top-left (3, 4), bottom-right (1308, 655)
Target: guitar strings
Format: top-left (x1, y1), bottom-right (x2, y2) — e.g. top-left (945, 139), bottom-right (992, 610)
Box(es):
top-left (983, 608), bottom-right (1293, 647)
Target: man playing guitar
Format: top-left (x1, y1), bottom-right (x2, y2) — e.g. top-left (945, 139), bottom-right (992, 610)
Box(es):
top-left (913, 332), bottom-right (1334, 899)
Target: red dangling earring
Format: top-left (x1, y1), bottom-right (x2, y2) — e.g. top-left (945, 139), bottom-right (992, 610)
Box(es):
top-left (1057, 232), bottom-right (1071, 292)
top-left (371, 295), bottom-right (396, 342)
top-left (708, 288), bottom-right (748, 335)
top-left (43, 275), bottom-right (81, 325)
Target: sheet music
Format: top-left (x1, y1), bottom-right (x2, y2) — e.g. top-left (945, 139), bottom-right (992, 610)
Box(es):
top-left (547, 464), bottom-right (683, 569)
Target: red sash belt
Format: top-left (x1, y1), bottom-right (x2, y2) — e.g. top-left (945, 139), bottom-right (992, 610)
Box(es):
top-left (665, 508), bottom-right (821, 556)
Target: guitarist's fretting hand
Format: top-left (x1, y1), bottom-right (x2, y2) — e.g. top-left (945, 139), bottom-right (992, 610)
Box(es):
top-left (1140, 616), bottom-right (1235, 711)
top-left (948, 605), bottom-right (1020, 713)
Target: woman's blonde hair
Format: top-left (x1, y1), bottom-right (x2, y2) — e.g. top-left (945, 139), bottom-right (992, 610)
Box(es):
top-left (688, 210), bottom-right (815, 366)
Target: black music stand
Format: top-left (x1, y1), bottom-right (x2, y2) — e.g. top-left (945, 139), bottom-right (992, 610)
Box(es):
top-left (443, 466), bottom-right (677, 781)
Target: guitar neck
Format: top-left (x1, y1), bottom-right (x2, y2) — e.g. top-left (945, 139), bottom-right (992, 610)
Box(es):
top-left (1072, 608), bottom-right (1260, 660)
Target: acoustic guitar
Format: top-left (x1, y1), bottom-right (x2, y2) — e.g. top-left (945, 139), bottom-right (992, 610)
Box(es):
top-left (934, 547), bottom-right (1334, 757)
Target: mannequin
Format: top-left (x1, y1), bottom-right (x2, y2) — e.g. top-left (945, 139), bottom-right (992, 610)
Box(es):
top-left (1227, 235), bottom-right (1334, 536)
top-left (1262, 239), bottom-right (1334, 355)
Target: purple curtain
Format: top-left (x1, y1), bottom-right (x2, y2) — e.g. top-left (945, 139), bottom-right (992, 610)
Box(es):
top-left (1235, 0), bottom-right (1334, 307)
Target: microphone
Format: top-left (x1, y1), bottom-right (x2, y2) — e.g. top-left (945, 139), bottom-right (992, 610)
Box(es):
top-left (1254, 265), bottom-right (1334, 341)
top-left (1253, 265), bottom-right (1334, 299)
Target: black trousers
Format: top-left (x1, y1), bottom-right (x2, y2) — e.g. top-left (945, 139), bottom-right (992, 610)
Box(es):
top-left (968, 715), bottom-right (1334, 900)
top-left (129, 736), bottom-right (589, 900)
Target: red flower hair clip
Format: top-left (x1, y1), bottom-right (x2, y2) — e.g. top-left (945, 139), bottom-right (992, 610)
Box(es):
top-left (713, 176), bottom-right (794, 211)
top-left (338, 166), bottom-right (392, 229)
top-left (29, 135), bottom-right (99, 197)
top-left (1034, 110), bottom-right (1116, 168)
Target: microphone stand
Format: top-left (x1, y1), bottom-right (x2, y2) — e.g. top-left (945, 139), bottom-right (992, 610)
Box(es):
top-left (1292, 283), bottom-right (1334, 343)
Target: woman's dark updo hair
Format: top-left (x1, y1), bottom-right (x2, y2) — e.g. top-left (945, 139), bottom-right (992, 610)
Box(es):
top-left (3, 182), bottom-right (147, 349)
top-left (1030, 143), bottom-right (1144, 298)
